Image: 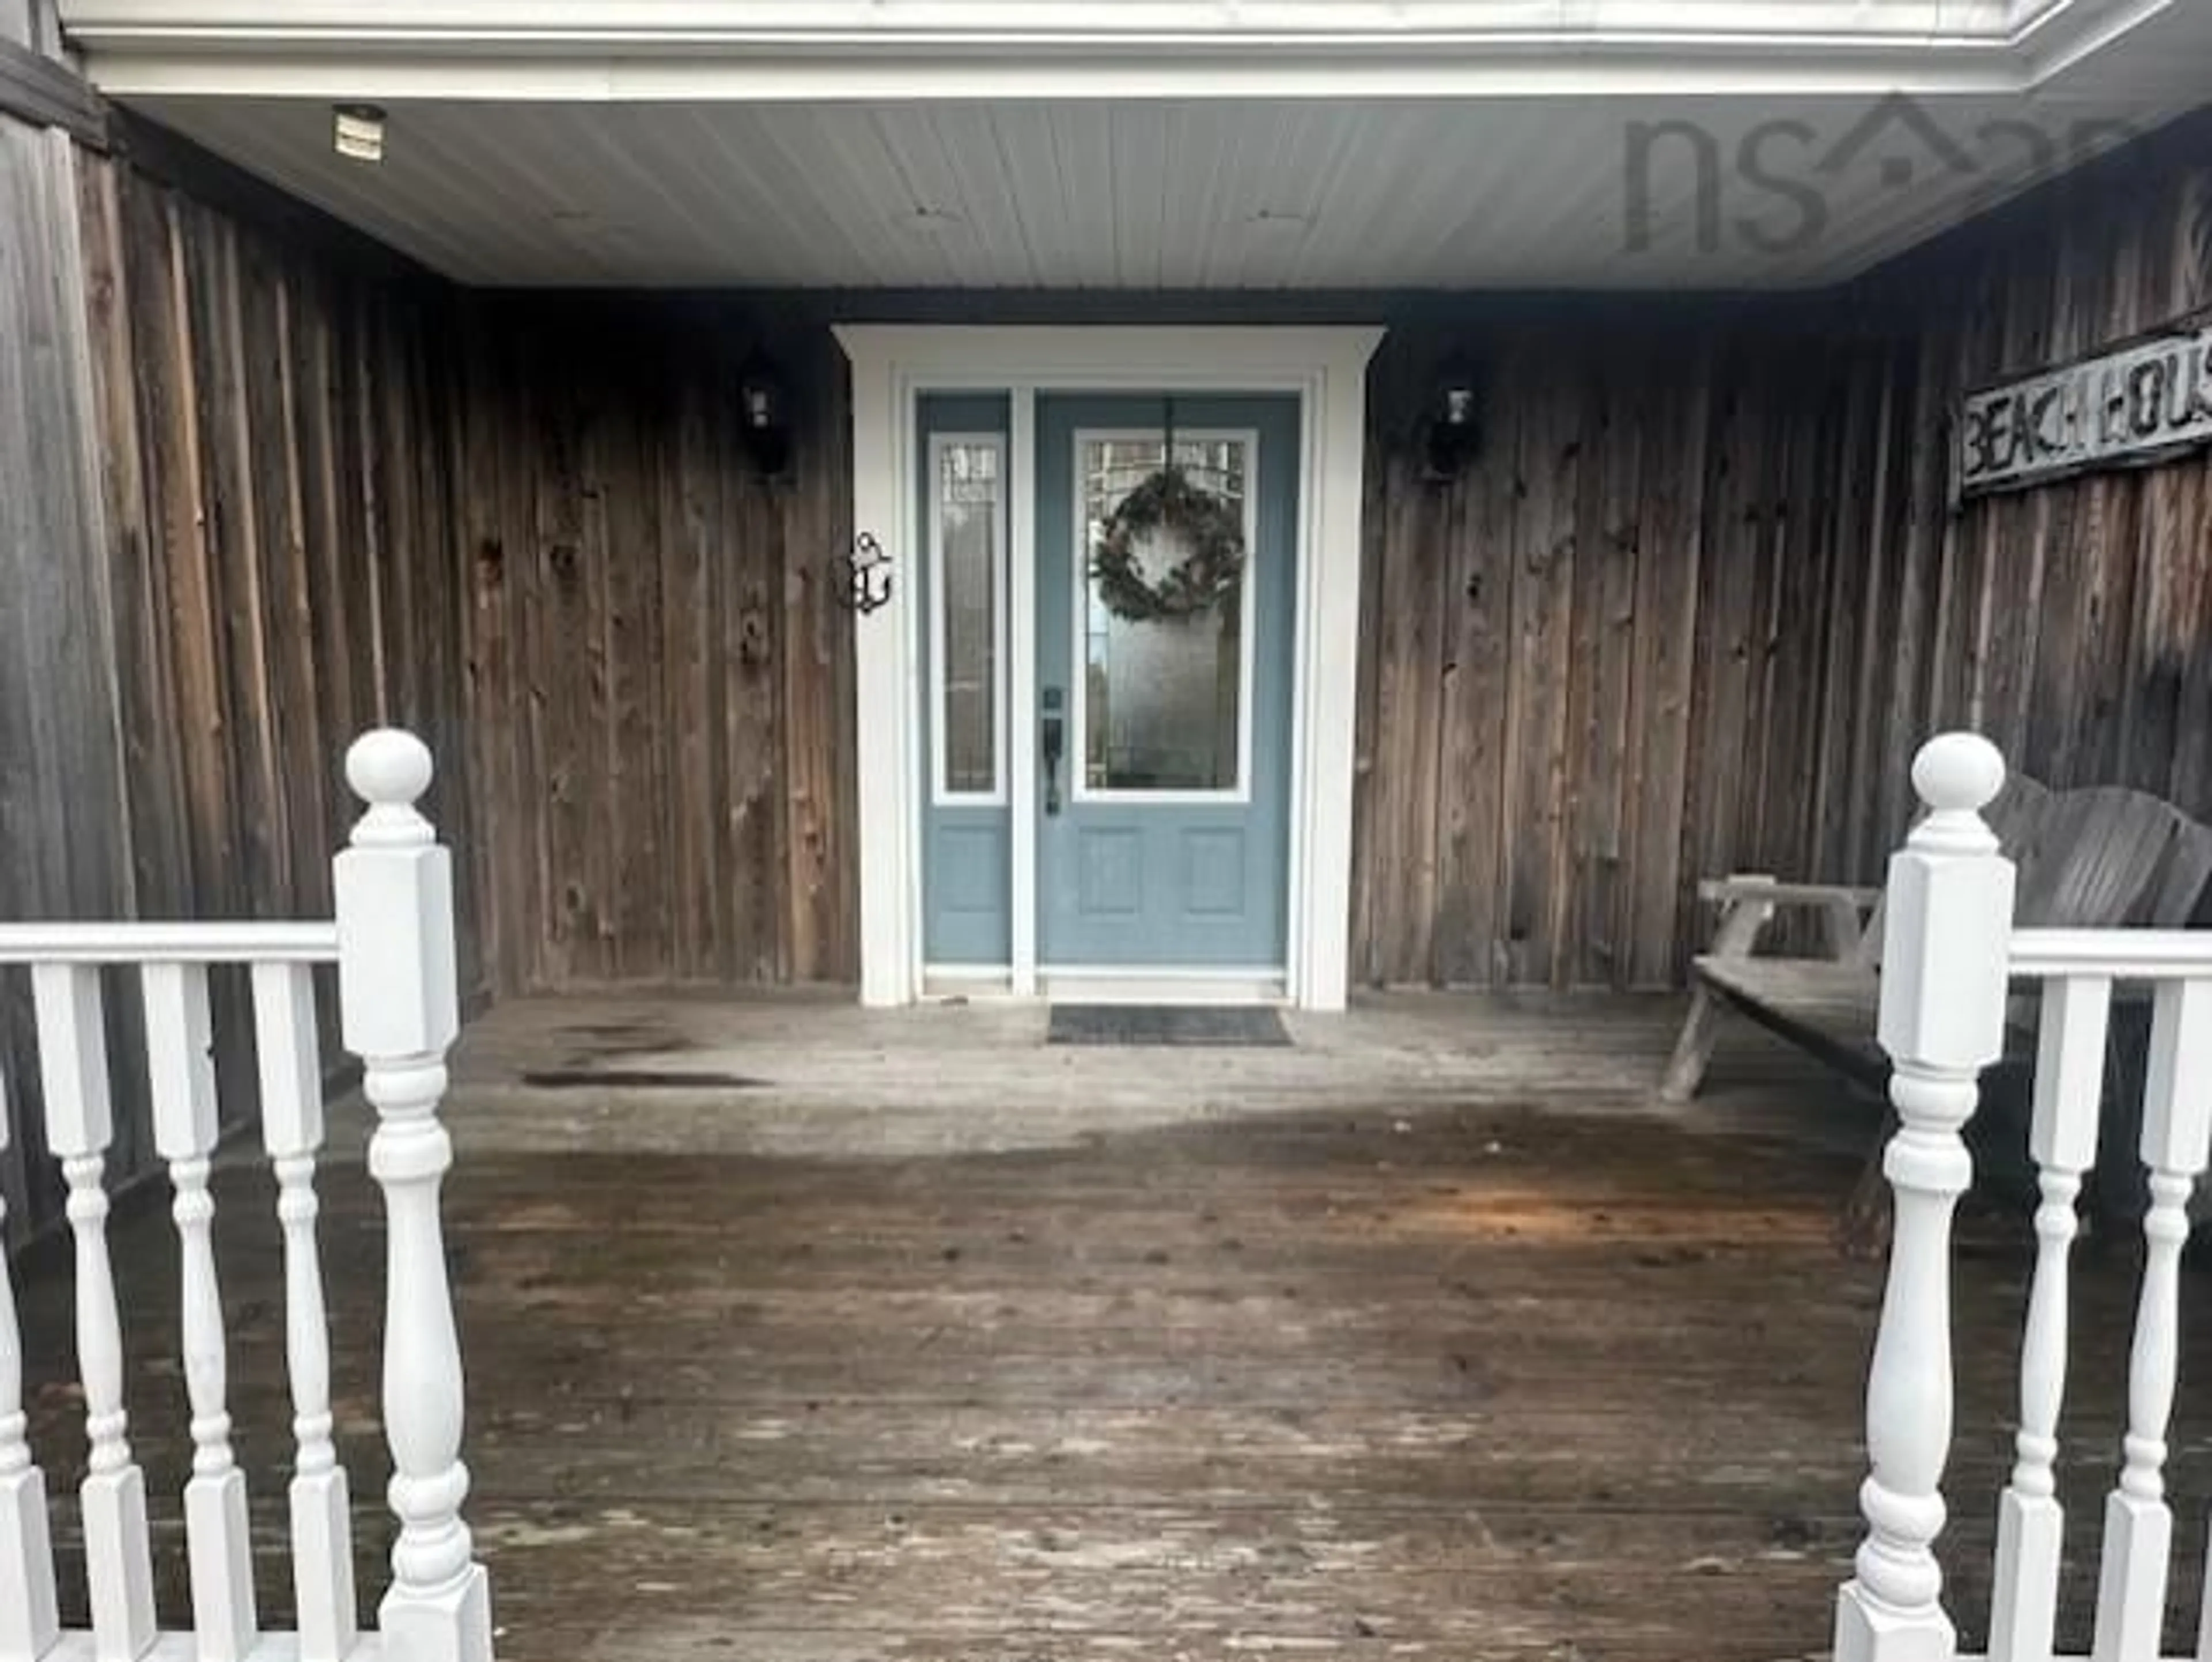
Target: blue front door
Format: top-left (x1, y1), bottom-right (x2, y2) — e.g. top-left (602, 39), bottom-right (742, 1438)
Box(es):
top-left (1034, 394), bottom-right (1299, 969)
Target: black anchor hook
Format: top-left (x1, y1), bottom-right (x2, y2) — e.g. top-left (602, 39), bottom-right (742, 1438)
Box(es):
top-left (835, 532), bottom-right (893, 616)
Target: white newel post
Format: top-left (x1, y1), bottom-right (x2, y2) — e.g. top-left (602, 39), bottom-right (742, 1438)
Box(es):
top-left (0, 1060), bottom-right (61, 1662)
top-left (1835, 734), bottom-right (2016, 1662)
top-left (334, 730), bottom-right (493, 1662)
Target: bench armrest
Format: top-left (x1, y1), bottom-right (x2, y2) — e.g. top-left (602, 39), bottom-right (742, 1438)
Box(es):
top-left (1696, 875), bottom-right (1881, 963)
top-left (1698, 878), bottom-right (1882, 910)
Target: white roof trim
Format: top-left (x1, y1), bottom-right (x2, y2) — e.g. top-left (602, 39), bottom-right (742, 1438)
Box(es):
top-left (57, 0), bottom-right (2180, 99)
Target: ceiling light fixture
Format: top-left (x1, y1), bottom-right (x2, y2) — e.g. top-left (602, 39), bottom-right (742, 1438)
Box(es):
top-left (332, 103), bottom-right (387, 164)
top-left (902, 206), bottom-right (965, 238)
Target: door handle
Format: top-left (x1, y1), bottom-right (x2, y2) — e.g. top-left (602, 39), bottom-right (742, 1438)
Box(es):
top-left (1041, 688), bottom-right (1065, 817)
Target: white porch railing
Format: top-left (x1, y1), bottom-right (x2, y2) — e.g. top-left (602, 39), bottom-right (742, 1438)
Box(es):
top-left (0, 731), bottom-right (491, 1662)
top-left (1838, 733), bottom-right (2212, 1662)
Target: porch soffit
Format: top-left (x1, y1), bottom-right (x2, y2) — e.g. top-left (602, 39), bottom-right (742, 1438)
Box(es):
top-left (49, 0), bottom-right (2210, 290)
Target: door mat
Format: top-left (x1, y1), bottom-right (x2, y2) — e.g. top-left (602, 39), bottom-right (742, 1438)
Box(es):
top-left (1046, 1004), bottom-right (1292, 1048)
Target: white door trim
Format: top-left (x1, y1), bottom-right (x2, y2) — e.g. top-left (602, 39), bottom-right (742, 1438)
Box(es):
top-left (832, 324), bottom-right (1384, 1012)
top-left (1007, 388), bottom-right (1040, 997)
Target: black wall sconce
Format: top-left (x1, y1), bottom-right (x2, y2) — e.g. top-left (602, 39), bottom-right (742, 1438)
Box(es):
top-left (738, 350), bottom-right (793, 478)
top-left (1424, 356), bottom-right (1482, 481)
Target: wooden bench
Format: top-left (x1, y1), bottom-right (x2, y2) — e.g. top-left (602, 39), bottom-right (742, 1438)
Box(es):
top-left (1660, 773), bottom-right (2212, 1103)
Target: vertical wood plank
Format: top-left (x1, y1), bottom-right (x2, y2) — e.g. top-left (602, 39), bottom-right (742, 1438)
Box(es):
top-left (536, 335), bottom-right (593, 985)
top-left (1571, 349), bottom-right (1645, 988)
top-left (1432, 335), bottom-right (1516, 989)
top-left (606, 348), bottom-right (668, 980)
top-left (202, 214), bottom-right (287, 911)
top-left (148, 195), bottom-right (235, 917)
top-left (579, 329), bottom-right (619, 984)
top-left (783, 327), bottom-right (859, 982)
top-left (1498, 361), bottom-right (1581, 988)
top-left (454, 300), bottom-right (512, 992)
top-left (293, 264), bottom-right (360, 878)
top-left (1681, 345), bottom-right (1760, 917)
top-left (1808, 335), bottom-right (1878, 886)
top-left (1364, 344), bottom-right (1448, 985)
top-left (79, 153), bottom-right (186, 921)
top-left (1626, 344), bottom-right (1707, 987)
top-left (662, 340), bottom-right (718, 982)
top-left (728, 376), bottom-right (787, 984)
top-left (267, 261), bottom-right (328, 912)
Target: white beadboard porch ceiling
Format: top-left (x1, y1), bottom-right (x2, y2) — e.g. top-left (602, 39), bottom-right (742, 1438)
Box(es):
top-left (70, 0), bottom-right (2212, 289)
top-left (124, 85), bottom-right (2205, 290)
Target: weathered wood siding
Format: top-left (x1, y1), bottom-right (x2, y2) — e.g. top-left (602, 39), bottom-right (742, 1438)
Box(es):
top-left (452, 297), bottom-right (859, 992)
top-left (1351, 114), bottom-right (2212, 989)
top-left (1353, 307), bottom-right (1921, 989)
top-left (74, 146), bottom-right (480, 971)
top-left (1, 123), bottom-right (481, 1244)
top-left (0, 21), bottom-right (127, 1244)
top-left (1862, 119), bottom-right (2212, 832)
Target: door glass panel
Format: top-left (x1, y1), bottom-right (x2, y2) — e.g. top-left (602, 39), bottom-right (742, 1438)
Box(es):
top-left (934, 436), bottom-right (1002, 798)
top-left (1079, 434), bottom-right (1249, 795)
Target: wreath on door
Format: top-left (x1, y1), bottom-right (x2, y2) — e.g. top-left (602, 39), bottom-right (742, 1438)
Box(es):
top-left (1089, 464), bottom-right (1245, 624)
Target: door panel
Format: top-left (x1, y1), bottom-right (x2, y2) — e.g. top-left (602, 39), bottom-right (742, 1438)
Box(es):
top-left (1035, 393), bottom-right (1299, 969)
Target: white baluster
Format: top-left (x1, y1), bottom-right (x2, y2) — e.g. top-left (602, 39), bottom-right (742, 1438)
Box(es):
top-left (1835, 734), bottom-right (2017, 1662)
top-left (251, 960), bottom-right (358, 1662)
top-left (143, 962), bottom-right (257, 1662)
top-left (335, 730), bottom-right (493, 1662)
top-left (0, 1052), bottom-right (62, 1662)
top-left (1990, 973), bottom-right (2110, 1662)
top-left (2094, 977), bottom-right (2212, 1662)
top-left (31, 963), bottom-right (156, 1662)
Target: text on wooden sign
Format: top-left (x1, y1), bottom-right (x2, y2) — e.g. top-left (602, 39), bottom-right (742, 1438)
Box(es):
top-left (1957, 321), bottom-right (2212, 499)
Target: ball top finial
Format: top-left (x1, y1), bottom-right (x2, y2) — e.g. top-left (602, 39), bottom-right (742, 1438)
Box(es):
top-left (346, 728), bottom-right (433, 809)
top-left (1912, 731), bottom-right (2004, 815)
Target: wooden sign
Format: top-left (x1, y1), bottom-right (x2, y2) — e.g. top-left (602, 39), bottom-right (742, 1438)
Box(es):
top-left (1956, 320), bottom-right (2212, 499)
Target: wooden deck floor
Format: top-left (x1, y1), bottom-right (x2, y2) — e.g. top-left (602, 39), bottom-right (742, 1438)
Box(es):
top-left (15, 991), bottom-right (2212, 1661)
